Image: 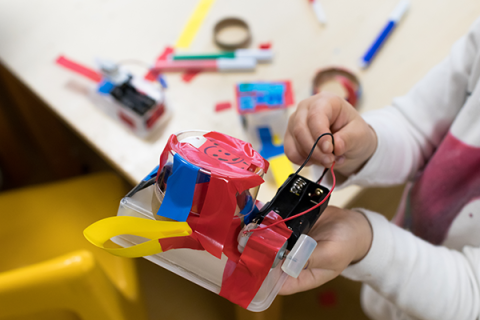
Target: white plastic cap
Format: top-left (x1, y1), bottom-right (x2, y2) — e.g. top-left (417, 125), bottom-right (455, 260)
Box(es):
top-left (235, 49), bottom-right (274, 62)
top-left (281, 234), bottom-right (317, 278)
top-left (390, 0), bottom-right (410, 22)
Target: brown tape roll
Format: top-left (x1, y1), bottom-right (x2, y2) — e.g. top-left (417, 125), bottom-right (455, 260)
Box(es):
top-left (312, 67), bottom-right (362, 107)
top-left (213, 17), bottom-right (251, 50)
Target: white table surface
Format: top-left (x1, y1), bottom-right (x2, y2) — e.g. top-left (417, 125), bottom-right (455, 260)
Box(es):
top-left (1, 0), bottom-right (480, 207)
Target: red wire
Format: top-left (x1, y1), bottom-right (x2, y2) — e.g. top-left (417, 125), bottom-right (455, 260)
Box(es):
top-left (247, 162), bottom-right (336, 234)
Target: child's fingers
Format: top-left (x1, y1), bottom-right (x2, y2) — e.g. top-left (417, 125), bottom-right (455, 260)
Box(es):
top-left (279, 266), bottom-right (338, 295)
top-left (335, 120), bottom-right (361, 156)
top-left (280, 236), bottom-right (351, 294)
top-left (332, 132), bottom-right (346, 156)
top-left (306, 107), bottom-right (335, 155)
top-left (284, 134), bottom-right (308, 166)
top-left (288, 107), bottom-right (326, 164)
top-left (307, 94), bottom-right (353, 156)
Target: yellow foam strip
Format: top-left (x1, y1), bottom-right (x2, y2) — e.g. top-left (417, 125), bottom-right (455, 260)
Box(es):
top-left (272, 134), bottom-right (283, 146)
top-left (84, 216), bottom-right (191, 258)
top-left (269, 154), bottom-right (295, 187)
top-left (175, 0), bottom-right (216, 49)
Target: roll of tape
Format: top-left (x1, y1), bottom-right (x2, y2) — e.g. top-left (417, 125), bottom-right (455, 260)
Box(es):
top-left (312, 67), bottom-right (362, 107)
top-left (213, 17), bottom-right (251, 50)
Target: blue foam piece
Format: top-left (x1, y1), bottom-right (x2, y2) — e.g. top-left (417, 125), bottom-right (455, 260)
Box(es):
top-left (239, 193), bottom-right (254, 216)
top-left (156, 154), bottom-right (199, 222)
top-left (97, 80), bottom-right (115, 94)
top-left (258, 127), bottom-right (285, 159)
top-left (243, 204), bottom-right (259, 225)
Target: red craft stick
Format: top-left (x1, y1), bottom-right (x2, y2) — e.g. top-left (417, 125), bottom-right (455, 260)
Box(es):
top-left (56, 55), bottom-right (102, 83)
top-left (258, 42), bottom-right (272, 49)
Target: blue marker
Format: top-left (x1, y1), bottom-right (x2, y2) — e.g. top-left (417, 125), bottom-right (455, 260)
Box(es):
top-left (360, 0), bottom-right (410, 68)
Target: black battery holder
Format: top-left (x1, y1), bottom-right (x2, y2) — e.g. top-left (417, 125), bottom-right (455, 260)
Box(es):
top-left (253, 173), bottom-right (330, 250)
top-left (110, 77), bottom-right (156, 116)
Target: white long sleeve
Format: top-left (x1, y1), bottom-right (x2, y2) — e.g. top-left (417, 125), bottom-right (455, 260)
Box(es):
top-left (342, 210), bottom-right (480, 320)
top-left (336, 18), bottom-right (480, 320)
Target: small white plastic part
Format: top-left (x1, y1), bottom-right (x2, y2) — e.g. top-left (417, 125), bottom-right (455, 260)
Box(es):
top-left (94, 57), bottom-right (130, 84)
top-left (281, 234), bottom-right (317, 278)
top-left (237, 223), bottom-right (258, 253)
top-left (217, 57), bottom-right (257, 71)
top-left (235, 49), bottom-right (274, 62)
top-left (311, 0), bottom-right (327, 25)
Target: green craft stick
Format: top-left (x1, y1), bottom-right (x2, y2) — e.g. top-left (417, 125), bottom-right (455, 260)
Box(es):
top-left (173, 52), bottom-right (236, 60)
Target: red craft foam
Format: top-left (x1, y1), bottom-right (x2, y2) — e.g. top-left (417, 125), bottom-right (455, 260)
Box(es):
top-left (283, 80), bottom-right (295, 105)
top-left (258, 42), bottom-right (272, 49)
top-left (145, 47), bottom-right (174, 81)
top-left (215, 102), bottom-right (232, 112)
top-left (182, 69), bottom-right (202, 82)
top-left (158, 47), bottom-right (175, 60)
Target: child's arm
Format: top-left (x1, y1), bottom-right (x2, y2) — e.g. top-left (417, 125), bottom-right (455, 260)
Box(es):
top-left (280, 207), bottom-right (480, 320)
top-left (342, 209), bottom-right (480, 320)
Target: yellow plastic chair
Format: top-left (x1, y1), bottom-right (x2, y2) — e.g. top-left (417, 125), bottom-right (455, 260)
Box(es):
top-left (0, 172), bottom-right (147, 320)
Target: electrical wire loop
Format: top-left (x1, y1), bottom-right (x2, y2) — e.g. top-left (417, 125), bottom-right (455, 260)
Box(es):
top-left (247, 133), bottom-right (336, 233)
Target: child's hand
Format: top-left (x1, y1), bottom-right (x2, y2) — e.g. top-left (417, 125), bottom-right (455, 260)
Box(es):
top-left (284, 92), bottom-right (377, 176)
top-left (279, 206), bottom-right (372, 295)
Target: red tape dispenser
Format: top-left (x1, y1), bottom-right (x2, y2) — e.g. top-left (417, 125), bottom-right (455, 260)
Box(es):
top-left (84, 130), bottom-right (334, 311)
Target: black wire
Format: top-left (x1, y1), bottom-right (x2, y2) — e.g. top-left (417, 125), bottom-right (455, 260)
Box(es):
top-left (125, 176), bottom-right (156, 198)
top-left (315, 134), bottom-right (336, 183)
top-left (316, 168), bottom-right (329, 184)
top-left (255, 133), bottom-right (335, 221)
top-left (293, 133), bottom-right (335, 176)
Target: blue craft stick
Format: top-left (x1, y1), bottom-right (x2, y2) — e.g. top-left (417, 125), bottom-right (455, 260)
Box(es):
top-left (360, 0), bottom-right (410, 68)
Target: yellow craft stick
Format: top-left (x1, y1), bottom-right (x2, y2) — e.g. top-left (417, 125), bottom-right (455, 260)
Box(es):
top-left (84, 216), bottom-right (192, 258)
top-left (175, 0), bottom-right (216, 49)
top-left (269, 154), bottom-right (295, 187)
